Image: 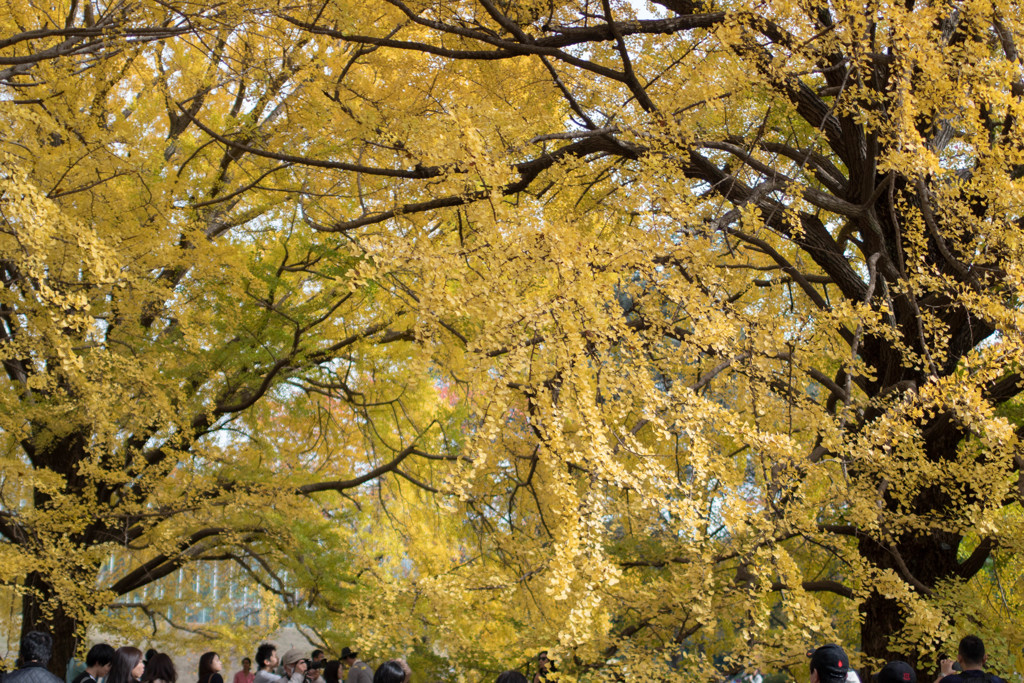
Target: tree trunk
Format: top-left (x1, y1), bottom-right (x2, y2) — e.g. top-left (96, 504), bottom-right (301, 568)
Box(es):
top-left (860, 591), bottom-right (908, 670)
top-left (858, 526), bottom-right (960, 681)
top-left (21, 572), bottom-right (81, 677)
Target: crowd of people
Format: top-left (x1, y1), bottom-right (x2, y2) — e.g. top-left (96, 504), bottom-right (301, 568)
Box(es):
top-left (0, 633), bottom-right (547, 683)
top-left (807, 636), bottom-right (1004, 683)
top-left (0, 630), bottom-right (1003, 683)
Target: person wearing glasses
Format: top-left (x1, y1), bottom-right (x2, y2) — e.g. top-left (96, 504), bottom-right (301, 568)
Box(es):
top-left (533, 652), bottom-right (555, 683)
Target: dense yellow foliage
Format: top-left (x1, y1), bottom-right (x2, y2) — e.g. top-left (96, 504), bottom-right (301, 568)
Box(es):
top-left (3, 0), bottom-right (1024, 680)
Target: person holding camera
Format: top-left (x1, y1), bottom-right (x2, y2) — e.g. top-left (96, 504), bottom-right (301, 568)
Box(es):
top-left (934, 636), bottom-right (1005, 683)
top-left (280, 650), bottom-right (308, 683)
top-left (253, 645), bottom-right (304, 683)
top-left (303, 652), bottom-right (326, 683)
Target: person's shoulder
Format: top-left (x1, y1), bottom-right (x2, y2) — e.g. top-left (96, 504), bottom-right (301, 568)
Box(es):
top-left (39, 669), bottom-right (64, 683)
top-left (10, 667), bottom-right (63, 683)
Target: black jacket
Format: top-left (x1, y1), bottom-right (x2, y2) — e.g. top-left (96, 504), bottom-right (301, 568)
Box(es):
top-left (940, 671), bottom-right (1007, 683)
top-left (5, 663), bottom-right (65, 683)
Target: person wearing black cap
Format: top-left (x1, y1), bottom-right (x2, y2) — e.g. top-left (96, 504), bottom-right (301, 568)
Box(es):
top-left (877, 661), bottom-right (916, 683)
top-left (809, 644), bottom-right (850, 683)
top-left (935, 636), bottom-right (1005, 683)
top-left (341, 648), bottom-right (370, 683)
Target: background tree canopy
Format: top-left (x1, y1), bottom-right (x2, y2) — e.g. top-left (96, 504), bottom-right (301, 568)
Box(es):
top-left (2, 0), bottom-right (1024, 680)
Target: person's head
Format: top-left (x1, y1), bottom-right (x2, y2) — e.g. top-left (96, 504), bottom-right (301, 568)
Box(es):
top-left (199, 653), bottom-right (222, 682)
top-left (496, 672), bottom-right (528, 683)
top-left (145, 651), bottom-right (158, 666)
top-left (109, 647), bottom-right (145, 683)
top-left (537, 652), bottom-right (554, 673)
top-left (323, 661), bottom-right (341, 683)
top-left (85, 644), bottom-right (116, 675)
top-left (280, 649), bottom-right (306, 676)
top-left (371, 661), bottom-right (405, 683)
top-left (809, 644), bottom-right (849, 683)
top-left (241, 659), bottom-right (251, 673)
top-left (255, 645), bottom-right (278, 671)
top-left (876, 661), bottom-right (915, 683)
top-left (958, 636), bottom-right (986, 668)
top-left (311, 651), bottom-right (324, 663)
top-left (340, 648), bottom-right (357, 665)
top-left (19, 631), bottom-right (53, 666)
top-left (141, 653), bottom-right (177, 683)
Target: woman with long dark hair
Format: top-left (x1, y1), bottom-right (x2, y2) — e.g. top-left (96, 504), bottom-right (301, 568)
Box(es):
top-left (108, 647), bottom-right (145, 683)
top-left (371, 661), bottom-right (408, 683)
top-left (141, 653), bottom-right (177, 683)
top-left (198, 653), bottom-right (224, 683)
top-left (322, 661), bottom-right (341, 683)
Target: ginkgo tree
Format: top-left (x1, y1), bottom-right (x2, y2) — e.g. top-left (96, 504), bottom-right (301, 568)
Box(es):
top-left (263, 0), bottom-right (1024, 677)
top-left (4, 0), bottom-right (1024, 680)
top-left (0, 0), bottom-right (454, 671)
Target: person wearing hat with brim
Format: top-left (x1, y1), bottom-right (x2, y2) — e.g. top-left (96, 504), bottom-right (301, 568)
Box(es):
top-left (809, 644), bottom-right (851, 683)
top-left (280, 649), bottom-right (307, 683)
top-left (340, 648), bottom-right (370, 683)
top-left (252, 645), bottom-right (305, 683)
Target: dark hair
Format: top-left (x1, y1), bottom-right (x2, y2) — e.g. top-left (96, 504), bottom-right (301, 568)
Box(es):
top-left (372, 661), bottom-right (405, 683)
top-left (198, 652), bottom-right (219, 683)
top-left (323, 661), bottom-right (341, 683)
top-left (496, 672), bottom-right (528, 683)
top-left (108, 647), bottom-right (144, 683)
top-left (255, 645), bottom-right (276, 670)
top-left (20, 631), bottom-right (52, 665)
top-left (141, 653), bottom-right (176, 683)
top-left (311, 651), bottom-right (323, 661)
top-left (86, 644), bottom-right (116, 668)
top-left (959, 636), bottom-right (985, 666)
top-left (241, 659), bottom-right (251, 668)
top-left (145, 651), bottom-right (158, 664)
